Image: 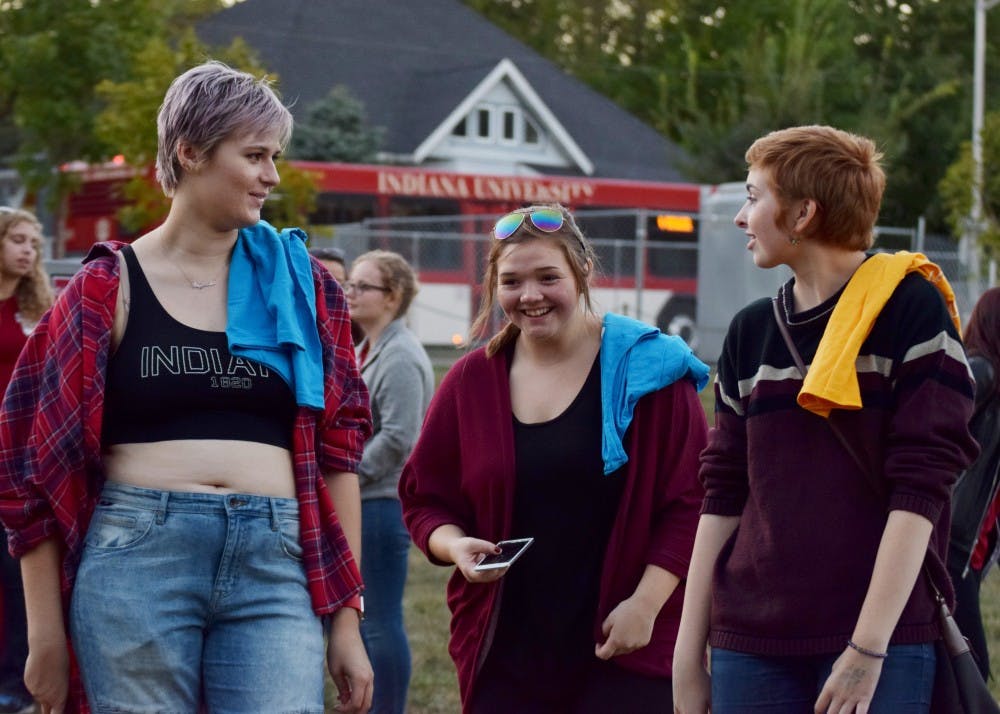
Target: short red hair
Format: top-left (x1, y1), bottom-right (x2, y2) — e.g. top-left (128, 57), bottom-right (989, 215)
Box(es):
top-left (745, 125), bottom-right (885, 250)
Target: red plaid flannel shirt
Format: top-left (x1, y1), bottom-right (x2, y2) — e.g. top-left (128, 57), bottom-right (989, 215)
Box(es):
top-left (0, 242), bottom-right (371, 712)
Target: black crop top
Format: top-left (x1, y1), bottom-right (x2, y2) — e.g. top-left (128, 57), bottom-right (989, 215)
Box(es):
top-left (102, 245), bottom-right (297, 449)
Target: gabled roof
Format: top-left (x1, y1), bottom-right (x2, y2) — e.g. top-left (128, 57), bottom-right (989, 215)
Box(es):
top-left (413, 58), bottom-right (593, 175)
top-left (197, 0), bottom-right (689, 181)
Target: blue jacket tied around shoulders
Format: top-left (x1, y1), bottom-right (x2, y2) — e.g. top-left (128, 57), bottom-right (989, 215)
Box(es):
top-left (600, 313), bottom-right (709, 474)
top-left (227, 220), bottom-right (325, 409)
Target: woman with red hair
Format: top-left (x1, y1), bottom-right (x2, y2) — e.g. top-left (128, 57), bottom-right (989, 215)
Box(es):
top-left (673, 126), bottom-right (980, 714)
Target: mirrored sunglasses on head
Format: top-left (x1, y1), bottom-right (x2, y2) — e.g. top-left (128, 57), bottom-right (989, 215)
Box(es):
top-left (492, 208), bottom-right (566, 240)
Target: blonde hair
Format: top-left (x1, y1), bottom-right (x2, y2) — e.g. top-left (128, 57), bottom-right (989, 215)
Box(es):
top-left (352, 250), bottom-right (419, 319)
top-left (471, 204), bottom-right (598, 358)
top-left (0, 207), bottom-right (54, 323)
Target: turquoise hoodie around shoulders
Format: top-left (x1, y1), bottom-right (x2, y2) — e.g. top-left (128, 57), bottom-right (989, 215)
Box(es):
top-left (600, 312), bottom-right (709, 474)
top-left (227, 220), bottom-right (324, 409)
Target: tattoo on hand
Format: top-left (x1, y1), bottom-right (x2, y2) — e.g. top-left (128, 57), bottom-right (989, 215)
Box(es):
top-left (847, 665), bottom-right (867, 688)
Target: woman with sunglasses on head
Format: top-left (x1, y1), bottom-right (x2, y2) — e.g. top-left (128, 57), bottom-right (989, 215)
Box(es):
top-left (0, 62), bottom-right (373, 714)
top-left (399, 204), bottom-right (709, 713)
top-left (344, 250), bottom-right (434, 714)
top-left (672, 126), bottom-right (980, 714)
top-left (0, 207), bottom-right (53, 714)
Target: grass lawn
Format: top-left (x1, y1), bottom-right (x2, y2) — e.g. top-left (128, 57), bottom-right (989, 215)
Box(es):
top-left (399, 548), bottom-right (461, 714)
top-left (390, 521), bottom-right (1000, 713)
top-left (983, 573), bottom-right (1000, 699)
top-left (329, 366), bottom-right (1000, 711)
top-left (324, 547), bottom-right (459, 713)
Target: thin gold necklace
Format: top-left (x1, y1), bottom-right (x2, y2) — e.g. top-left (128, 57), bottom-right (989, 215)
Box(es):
top-left (162, 245), bottom-right (227, 290)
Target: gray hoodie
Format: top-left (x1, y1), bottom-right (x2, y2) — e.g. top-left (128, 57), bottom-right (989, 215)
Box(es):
top-left (356, 318), bottom-right (434, 500)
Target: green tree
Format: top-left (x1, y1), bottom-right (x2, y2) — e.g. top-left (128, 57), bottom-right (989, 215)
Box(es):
top-left (0, 102), bottom-right (17, 163)
top-left (843, 0), bottom-right (976, 229)
top-left (0, 0), bottom-right (166, 201)
top-left (265, 163), bottom-right (321, 229)
top-left (940, 110), bottom-right (1000, 259)
top-left (664, 0), bottom-right (852, 183)
top-left (287, 86), bottom-right (383, 163)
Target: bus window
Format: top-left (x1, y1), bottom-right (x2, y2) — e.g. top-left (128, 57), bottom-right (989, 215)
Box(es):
top-left (387, 197), bottom-right (461, 217)
top-left (575, 212), bottom-right (639, 279)
top-left (647, 213), bottom-right (698, 279)
top-left (309, 193), bottom-right (377, 225)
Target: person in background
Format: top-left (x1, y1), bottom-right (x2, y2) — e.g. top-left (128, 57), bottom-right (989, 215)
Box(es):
top-left (346, 249), bottom-right (434, 714)
top-left (672, 125), bottom-right (979, 714)
top-left (313, 246), bottom-right (365, 345)
top-left (399, 203), bottom-right (709, 713)
top-left (948, 285), bottom-right (1000, 680)
top-left (311, 246), bottom-right (348, 284)
top-left (0, 61), bottom-right (373, 713)
top-left (0, 207), bottom-right (53, 714)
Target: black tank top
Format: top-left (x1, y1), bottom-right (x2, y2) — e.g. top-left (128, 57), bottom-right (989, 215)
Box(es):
top-left (102, 245), bottom-right (297, 448)
top-left (480, 351), bottom-right (625, 692)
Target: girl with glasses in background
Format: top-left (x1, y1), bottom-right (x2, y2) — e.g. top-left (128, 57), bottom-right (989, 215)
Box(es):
top-left (399, 203), bottom-right (710, 712)
top-left (345, 250), bottom-right (434, 714)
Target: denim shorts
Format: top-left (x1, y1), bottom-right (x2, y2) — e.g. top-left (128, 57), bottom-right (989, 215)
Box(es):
top-left (69, 482), bottom-right (325, 714)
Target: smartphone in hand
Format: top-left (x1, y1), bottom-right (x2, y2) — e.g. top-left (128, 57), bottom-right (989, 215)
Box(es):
top-left (473, 538), bottom-right (534, 571)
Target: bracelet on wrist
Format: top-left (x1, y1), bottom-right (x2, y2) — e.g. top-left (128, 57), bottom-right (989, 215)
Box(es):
top-left (323, 596), bottom-right (365, 636)
top-left (846, 639), bottom-right (888, 659)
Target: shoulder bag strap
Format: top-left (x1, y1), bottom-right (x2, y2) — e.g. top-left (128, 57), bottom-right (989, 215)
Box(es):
top-left (770, 299), bottom-right (882, 497)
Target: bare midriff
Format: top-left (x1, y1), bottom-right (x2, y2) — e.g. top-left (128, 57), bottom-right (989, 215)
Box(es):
top-left (103, 439), bottom-right (296, 498)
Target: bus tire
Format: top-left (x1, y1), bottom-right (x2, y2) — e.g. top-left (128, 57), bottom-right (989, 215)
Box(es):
top-left (656, 295), bottom-right (699, 352)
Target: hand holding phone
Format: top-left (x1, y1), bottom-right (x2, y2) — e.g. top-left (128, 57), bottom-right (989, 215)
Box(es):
top-left (473, 538), bottom-right (534, 572)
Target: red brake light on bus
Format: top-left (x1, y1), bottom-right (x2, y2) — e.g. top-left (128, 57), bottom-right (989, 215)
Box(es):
top-left (656, 214), bottom-right (694, 233)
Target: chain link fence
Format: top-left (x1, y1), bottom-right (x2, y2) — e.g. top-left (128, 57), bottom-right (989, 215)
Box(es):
top-left (313, 208), bottom-right (993, 355)
top-left (316, 209), bottom-right (701, 348)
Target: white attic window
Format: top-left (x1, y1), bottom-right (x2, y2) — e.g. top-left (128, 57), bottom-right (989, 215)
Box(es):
top-left (502, 110), bottom-right (516, 141)
top-left (476, 108), bottom-right (491, 139)
top-left (523, 114), bottom-right (540, 144)
top-left (451, 103), bottom-right (543, 147)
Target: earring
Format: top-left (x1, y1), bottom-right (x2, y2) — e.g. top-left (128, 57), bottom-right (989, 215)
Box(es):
top-left (789, 235), bottom-right (801, 246)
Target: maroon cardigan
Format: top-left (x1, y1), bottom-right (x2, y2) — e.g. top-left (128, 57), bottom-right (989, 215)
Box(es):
top-left (399, 346), bottom-right (707, 709)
